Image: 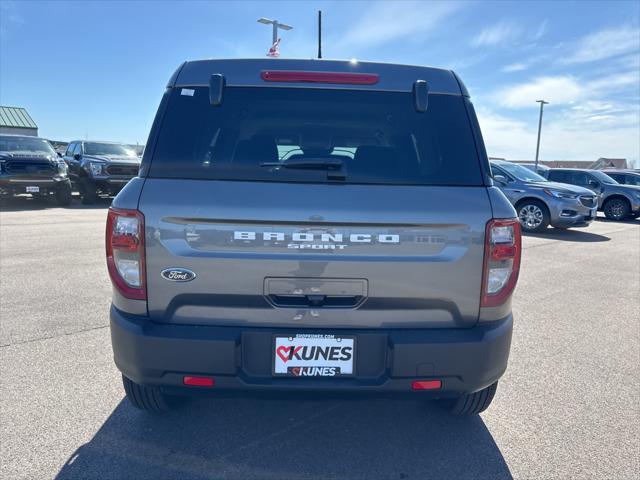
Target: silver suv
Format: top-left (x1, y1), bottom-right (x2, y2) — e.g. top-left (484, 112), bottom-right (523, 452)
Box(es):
top-left (107, 59), bottom-right (521, 416)
top-left (490, 160), bottom-right (597, 232)
top-left (547, 169), bottom-right (640, 220)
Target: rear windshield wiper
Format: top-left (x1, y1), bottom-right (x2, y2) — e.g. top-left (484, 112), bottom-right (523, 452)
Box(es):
top-left (260, 157), bottom-right (344, 170)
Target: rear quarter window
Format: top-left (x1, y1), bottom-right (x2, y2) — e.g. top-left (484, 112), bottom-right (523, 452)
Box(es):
top-left (548, 171), bottom-right (567, 182)
top-left (148, 87), bottom-right (483, 186)
top-left (624, 174), bottom-right (640, 186)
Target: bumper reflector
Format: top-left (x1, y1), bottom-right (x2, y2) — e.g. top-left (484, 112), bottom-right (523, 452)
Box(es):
top-left (411, 380), bottom-right (442, 391)
top-left (183, 376), bottom-right (215, 387)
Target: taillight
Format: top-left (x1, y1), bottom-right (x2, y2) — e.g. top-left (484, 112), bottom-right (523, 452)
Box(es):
top-left (260, 70), bottom-right (379, 85)
top-left (481, 219), bottom-right (521, 308)
top-left (106, 208), bottom-right (146, 300)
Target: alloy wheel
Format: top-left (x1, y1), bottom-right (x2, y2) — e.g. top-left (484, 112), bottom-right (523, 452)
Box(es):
top-left (606, 200), bottom-right (626, 220)
top-left (518, 204), bottom-right (544, 230)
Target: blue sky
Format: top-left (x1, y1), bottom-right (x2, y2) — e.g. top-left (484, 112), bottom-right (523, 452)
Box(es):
top-left (1, 0), bottom-right (639, 164)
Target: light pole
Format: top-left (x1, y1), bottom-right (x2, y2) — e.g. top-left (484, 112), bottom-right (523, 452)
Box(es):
top-left (257, 17), bottom-right (293, 45)
top-left (534, 100), bottom-right (549, 171)
top-left (317, 10), bottom-right (322, 59)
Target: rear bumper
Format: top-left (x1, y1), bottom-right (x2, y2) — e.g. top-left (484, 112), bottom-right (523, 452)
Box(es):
top-left (110, 306), bottom-right (513, 397)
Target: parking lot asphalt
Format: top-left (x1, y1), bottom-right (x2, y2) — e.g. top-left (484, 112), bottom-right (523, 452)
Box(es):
top-left (1, 197), bottom-right (638, 480)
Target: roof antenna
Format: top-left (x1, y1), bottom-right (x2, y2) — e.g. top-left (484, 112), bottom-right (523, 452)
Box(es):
top-left (317, 10), bottom-right (322, 59)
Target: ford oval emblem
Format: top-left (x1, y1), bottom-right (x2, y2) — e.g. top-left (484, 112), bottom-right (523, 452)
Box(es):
top-left (161, 268), bottom-right (196, 282)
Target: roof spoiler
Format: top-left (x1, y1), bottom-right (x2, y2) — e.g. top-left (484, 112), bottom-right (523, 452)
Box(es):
top-left (209, 74), bottom-right (225, 106)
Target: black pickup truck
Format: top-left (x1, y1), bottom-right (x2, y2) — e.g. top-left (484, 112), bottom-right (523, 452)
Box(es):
top-left (63, 140), bottom-right (141, 204)
top-left (0, 134), bottom-right (72, 206)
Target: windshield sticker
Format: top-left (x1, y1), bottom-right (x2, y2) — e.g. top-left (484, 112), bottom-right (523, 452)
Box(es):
top-left (180, 88), bottom-right (195, 97)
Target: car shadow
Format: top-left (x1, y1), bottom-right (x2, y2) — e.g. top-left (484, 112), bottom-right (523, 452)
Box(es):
top-left (524, 228), bottom-right (610, 242)
top-left (0, 194), bottom-right (112, 212)
top-left (55, 394), bottom-right (511, 480)
top-left (595, 216), bottom-right (639, 225)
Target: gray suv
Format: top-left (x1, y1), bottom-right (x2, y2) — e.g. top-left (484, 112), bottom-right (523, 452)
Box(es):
top-left (490, 160), bottom-right (597, 232)
top-left (547, 169), bottom-right (640, 220)
top-left (108, 59), bottom-right (521, 416)
top-left (64, 140), bottom-right (141, 204)
top-left (602, 170), bottom-right (640, 188)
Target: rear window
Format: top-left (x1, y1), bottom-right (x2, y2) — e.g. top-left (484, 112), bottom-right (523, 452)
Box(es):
top-left (149, 87), bottom-right (482, 185)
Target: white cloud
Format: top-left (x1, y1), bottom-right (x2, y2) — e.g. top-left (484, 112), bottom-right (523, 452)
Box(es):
top-left (495, 76), bottom-right (584, 108)
top-left (500, 51), bottom-right (551, 73)
top-left (472, 20), bottom-right (521, 47)
top-left (542, 120), bottom-right (639, 162)
top-left (586, 71), bottom-right (639, 91)
top-left (449, 53), bottom-right (489, 71)
top-left (492, 69), bottom-right (639, 108)
top-left (476, 109), bottom-right (537, 159)
top-left (477, 104), bottom-right (640, 163)
top-left (476, 22), bottom-right (640, 163)
top-left (501, 62), bottom-right (527, 72)
top-left (334, 1), bottom-right (463, 51)
top-left (610, 52), bottom-right (640, 71)
top-left (533, 19), bottom-right (548, 41)
top-left (562, 25), bottom-right (640, 64)
top-left (570, 101), bottom-right (616, 114)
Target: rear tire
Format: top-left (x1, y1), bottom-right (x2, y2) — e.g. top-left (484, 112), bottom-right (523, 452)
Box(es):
top-left (122, 375), bottom-right (174, 412)
top-left (80, 179), bottom-right (98, 205)
top-left (439, 382), bottom-right (498, 416)
top-left (603, 197), bottom-right (630, 221)
top-left (516, 200), bottom-right (550, 233)
top-left (55, 183), bottom-right (72, 206)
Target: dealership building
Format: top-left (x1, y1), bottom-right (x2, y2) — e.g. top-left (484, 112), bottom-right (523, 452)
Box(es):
top-left (0, 106), bottom-right (38, 136)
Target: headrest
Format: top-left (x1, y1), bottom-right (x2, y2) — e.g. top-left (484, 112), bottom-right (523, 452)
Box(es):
top-left (233, 136), bottom-right (278, 165)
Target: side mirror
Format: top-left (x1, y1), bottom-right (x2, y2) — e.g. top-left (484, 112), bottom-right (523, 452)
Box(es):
top-left (493, 174), bottom-right (509, 185)
top-left (73, 153), bottom-right (81, 160)
top-left (588, 180), bottom-right (601, 189)
top-left (209, 74), bottom-right (225, 106)
top-left (413, 80), bottom-right (429, 112)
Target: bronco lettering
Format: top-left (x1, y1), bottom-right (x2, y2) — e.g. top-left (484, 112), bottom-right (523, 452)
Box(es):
top-left (233, 231), bottom-right (400, 243)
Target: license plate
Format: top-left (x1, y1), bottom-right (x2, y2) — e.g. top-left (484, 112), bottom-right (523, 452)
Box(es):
top-left (273, 334), bottom-right (355, 377)
top-left (26, 186), bottom-right (40, 193)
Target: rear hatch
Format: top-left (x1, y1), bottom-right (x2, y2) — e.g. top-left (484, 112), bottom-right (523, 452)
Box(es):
top-left (141, 181), bottom-right (490, 328)
top-left (139, 63), bottom-right (492, 329)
